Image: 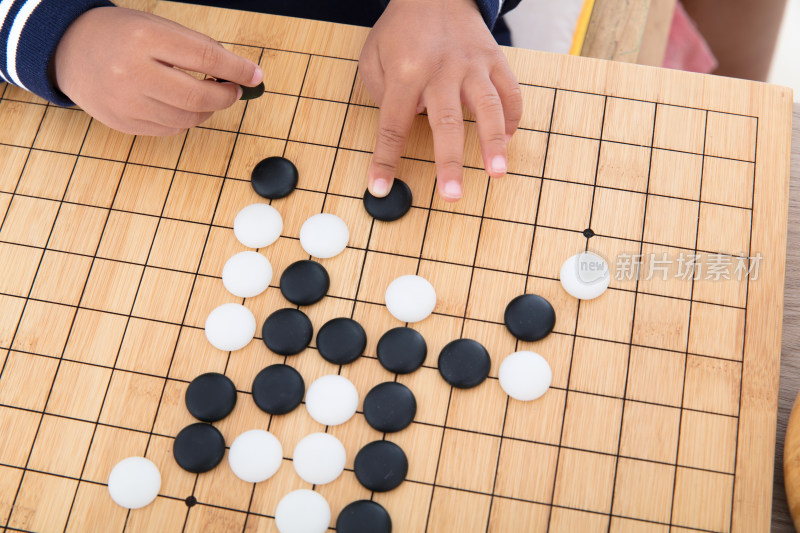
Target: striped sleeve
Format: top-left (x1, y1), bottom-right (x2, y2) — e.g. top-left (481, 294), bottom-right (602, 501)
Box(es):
top-left (450, 0), bottom-right (523, 29)
top-left (1, 0), bottom-right (114, 105)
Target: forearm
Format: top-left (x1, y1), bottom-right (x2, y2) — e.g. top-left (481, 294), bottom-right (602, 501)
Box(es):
top-left (1, 0), bottom-right (114, 104)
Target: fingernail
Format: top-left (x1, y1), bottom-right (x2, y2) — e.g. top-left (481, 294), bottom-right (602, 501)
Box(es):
top-left (235, 85), bottom-right (243, 100)
top-left (443, 181), bottom-right (462, 198)
top-left (491, 155), bottom-right (507, 175)
top-left (372, 178), bottom-right (390, 197)
top-left (251, 66), bottom-right (263, 86)
top-left (505, 134), bottom-right (512, 144)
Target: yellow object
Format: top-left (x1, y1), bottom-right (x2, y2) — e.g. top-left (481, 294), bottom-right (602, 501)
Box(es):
top-left (569, 0), bottom-right (595, 55)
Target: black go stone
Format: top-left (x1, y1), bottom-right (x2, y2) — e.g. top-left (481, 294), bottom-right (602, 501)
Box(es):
top-left (215, 78), bottom-right (265, 101)
top-left (317, 317), bottom-right (367, 365)
top-left (280, 260), bottom-right (330, 306)
top-left (376, 327), bottom-right (427, 374)
top-left (363, 179), bottom-right (413, 222)
top-left (251, 156), bottom-right (298, 199)
top-left (240, 81), bottom-right (265, 100)
top-left (337, 500), bottom-right (392, 533)
top-left (437, 338), bottom-right (491, 389)
top-left (173, 423), bottom-right (226, 473)
top-left (252, 364), bottom-right (305, 415)
top-left (363, 382), bottom-right (416, 433)
top-left (262, 308), bottom-right (313, 355)
top-left (503, 294), bottom-right (556, 342)
top-left (184, 372), bottom-right (237, 422)
top-left (353, 440), bottom-right (408, 492)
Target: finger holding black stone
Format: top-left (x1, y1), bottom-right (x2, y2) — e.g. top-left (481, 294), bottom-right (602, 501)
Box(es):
top-left (438, 338), bottom-right (491, 389)
top-left (363, 382), bottom-right (416, 433)
top-left (337, 500), bottom-right (392, 533)
top-left (363, 178), bottom-right (412, 221)
top-left (262, 308), bottom-right (313, 355)
top-left (173, 423), bottom-right (226, 473)
top-left (316, 317), bottom-right (366, 365)
top-left (185, 372), bottom-right (237, 422)
top-left (215, 78), bottom-right (265, 100)
top-left (504, 294), bottom-right (556, 342)
top-left (252, 364), bottom-right (305, 415)
top-left (353, 440), bottom-right (408, 492)
top-left (280, 260), bottom-right (330, 306)
top-left (251, 156), bottom-right (298, 199)
top-left (377, 327), bottom-right (427, 374)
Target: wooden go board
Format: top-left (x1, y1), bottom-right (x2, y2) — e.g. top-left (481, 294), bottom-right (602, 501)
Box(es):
top-left (0, 2), bottom-right (792, 532)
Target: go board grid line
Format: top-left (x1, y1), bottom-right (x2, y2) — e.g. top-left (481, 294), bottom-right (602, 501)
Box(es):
top-left (0, 355), bottom-right (742, 424)
top-left (545, 91), bottom-right (608, 531)
top-left (605, 98), bottom-right (661, 530)
top-left (0, 290), bottom-right (751, 370)
top-left (484, 84), bottom-right (556, 531)
top-left (0, 457), bottom-right (730, 533)
top-left (62, 125), bottom-right (191, 533)
top-left (0, 139), bottom-right (761, 212)
top-left (0, 408), bottom-right (741, 480)
top-left (421, 113), bottom-right (499, 530)
top-left (0, 68), bottom-right (764, 124)
top-left (0, 180), bottom-right (759, 250)
top-left (728, 116), bottom-right (759, 533)
top-left (0, 95), bottom-right (763, 167)
top-left (583, 95), bottom-right (608, 245)
top-left (0, 146), bottom-right (759, 225)
top-left (666, 108), bottom-right (710, 531)
top-left (214, 47), bottom-right (270, 533)
top-left (0, 102), bottom-right (94, 532)
top-left (0, 232), bottom-right (756, 315)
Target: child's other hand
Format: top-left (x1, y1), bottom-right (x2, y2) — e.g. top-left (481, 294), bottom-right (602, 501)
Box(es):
top-left (359, 0), bottom-right (523, 201)
top-left (53, 7), bottom-right (262, 136)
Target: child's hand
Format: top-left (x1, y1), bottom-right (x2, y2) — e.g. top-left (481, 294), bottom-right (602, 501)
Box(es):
top-left (53, 7), bottom-right (262, 136)
top-left (359, 0), bottom-right (523, 201)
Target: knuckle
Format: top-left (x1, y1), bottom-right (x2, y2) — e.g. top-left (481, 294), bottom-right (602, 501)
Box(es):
top-left (197, 40), bottom-right (222, 69)
top-left (376, 125), bottom-right (407, 150)
top-left (485, 133), bottom-right (507, 145)
top-left (476, 92), bottom-right (503, 114)
top-left (372, 158), bottom-right (398, 173)
top-left (437, 158), bottom-right (462, 171)
top-left (182, 86), bottom-right (208, 111)
top-left (432, 108), bottom-right (463, 130)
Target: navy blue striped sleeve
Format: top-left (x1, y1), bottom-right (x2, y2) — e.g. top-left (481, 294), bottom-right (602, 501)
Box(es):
top-left (1, 0), bottom-right (114, 105)
top-left (472, 0), bottom-right (523, 29)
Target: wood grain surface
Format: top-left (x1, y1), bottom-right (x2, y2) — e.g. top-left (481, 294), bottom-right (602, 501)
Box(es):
top-left (0, 3), bottom-right (793, 532)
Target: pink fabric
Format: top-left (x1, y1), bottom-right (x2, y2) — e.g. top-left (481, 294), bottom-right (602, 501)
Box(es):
top-left (663, 2), bottom-right (718, 73)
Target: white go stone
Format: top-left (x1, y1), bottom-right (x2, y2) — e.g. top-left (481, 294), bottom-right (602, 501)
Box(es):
top-left (299, 213), bottom-right (349, 259)
top-left (275, 489), bottom-right (331, 533)
top-left (305, 375), bottom-right (358, 426)
top-left (292, 432), bottom-right (346, 485)
top-left (108, 456), bottom-right (161, 509)
top-left (559, 251), bottom-right (610, 300)
top-left (205, 303), bottom-right (256, 352)
top-left (234, 203), bottom-right (283, 249)
top-left (222, 251), bottom-right (272, 298)
top-left (228, 429), bottom-right (283, 483)
top-left (384, 275), bottom-right (436, 323)
top-left (498, 351), bottom-right (552, 401)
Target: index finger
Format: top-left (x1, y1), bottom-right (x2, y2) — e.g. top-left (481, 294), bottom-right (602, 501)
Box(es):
top-left (368, 89), bottom-right (419, 197)
top-left (154, 28), bottom-right (262, 87)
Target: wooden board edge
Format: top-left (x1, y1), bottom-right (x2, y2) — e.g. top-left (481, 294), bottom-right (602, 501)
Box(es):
top-left (732, 82), bottom-right (793, 533)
